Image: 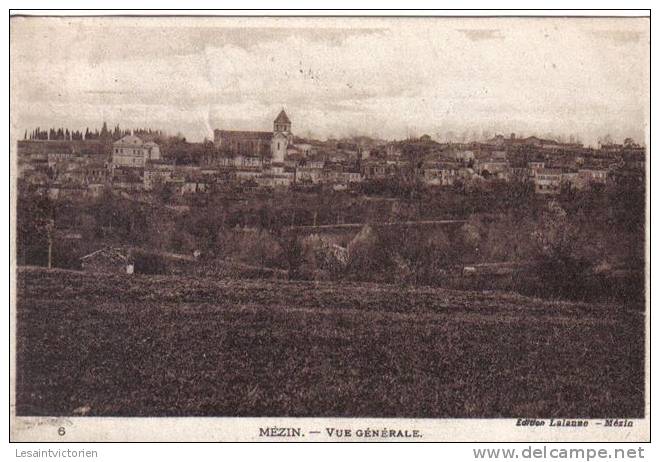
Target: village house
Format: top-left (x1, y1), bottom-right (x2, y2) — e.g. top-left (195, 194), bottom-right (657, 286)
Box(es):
top-left (232, 154), bottom-right (264, 169)
top-left (362, 160), bottom-right (389, 179)
top-left (87, 183), bottom-right (106, 198)
top-left (528, 161), bottom-right (546, 176)
top-left (215, 154), bottom-right (257, 169)
top-left (112, 134), bottom-right (161, 168)
top-left (18, 139), bottom-right (107, 160)
top-left (296, 165), bottom-right (324, 184)
top-left (256, 170), bottom-right (295, 188)
top-left (339, 170), bottom-right (363, 184)
top-left (534, 168), bottom-right (563, 195)
top-left (578, 168), bottom-right (609, 188)
top-left (181, 179), bottom-right (210, 195)
top-left (295, 143), bottom-right (313, 156)
top-left (47, 151), bottom-right (74, 168)
top-left (540, 140), bottom-right (564, 151)
top-left (59, 168), bottom-right (85, 186)
top-left (476, 159), bottom-right (510, 180)
top-left (422, 166), bottom-right (442, 186)
top-left (143, 161), bottom-right (175, 190)
top-left (422, 161), bottom-right (459, 186)
top-left (21, 150), bottom-right (48, 164)
top-left (453, 150), bottom-right (476, 163)
top-left (49, 156), bottom-right (87, 179)
top-left (286, 145), bottom-right (302, 158)
top-left (84, 162), bottom-right (109, 184)
top-left (325, 151), bottom-right (350, 163)
top-left (306, 159), bottom-right (325, 169)
top-left (490, 150), bottom-right (508, 161)
top-left (112, 166), bottom-right (144, 192)
top-left (385, 144), bottom-right (403, 158)
top-left (339, 148), bottom-right (359, 160)
top-left (284, 152), bottom-right (305, 169)
top-left (200, 167), bottom-right (220, 176)
top-left (215, 156), bottom-right (235, 168)
top-left (59, 161), bottom-right (109, 188)
top-left (561, 171), bottom-right (579, 188)
top-left (167, 176), bottom-right (186, 194)
top-left (439, 162), bottom-right (460, 184)
top-left (235, 168), bottom-right (263, 182)
top-left (509, 166), bottom-right (531, 180)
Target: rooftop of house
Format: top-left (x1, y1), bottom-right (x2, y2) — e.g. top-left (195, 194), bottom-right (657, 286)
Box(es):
top-left (536, 168), bottom-right (564, 175)
top-left (85, 161), bottom-right (107, 169)
top-left (114, 134), bottom-right (144, 146)
top-left (81, 247), bottom-right (129, 262)
top-left (146, 159), bottom-right (174, 167)
top-left (285, 152), bottom-right (305, 161)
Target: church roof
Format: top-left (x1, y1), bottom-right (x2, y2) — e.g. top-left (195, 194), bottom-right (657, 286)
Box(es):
top-left (274, 110), bottom-right (291, 125)
top-left (215, 130), bottom-right (273, 140)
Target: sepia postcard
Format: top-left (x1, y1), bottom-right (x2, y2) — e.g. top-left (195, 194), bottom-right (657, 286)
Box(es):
top-left (9, 12), bottom-right (650, 442)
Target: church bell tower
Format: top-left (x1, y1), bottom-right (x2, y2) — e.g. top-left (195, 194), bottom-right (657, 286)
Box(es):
top-left (273, 109), bottom-right (292, 137)
top-left (271, 109), bottom-right (292, 164)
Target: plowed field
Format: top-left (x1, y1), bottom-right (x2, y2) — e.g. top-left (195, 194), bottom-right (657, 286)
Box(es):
top-left (15, 267), bottom-right (645, 418)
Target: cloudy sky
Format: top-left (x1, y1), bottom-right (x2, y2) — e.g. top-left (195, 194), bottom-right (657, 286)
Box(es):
top-left (10, 16), bottom-right (649, 145)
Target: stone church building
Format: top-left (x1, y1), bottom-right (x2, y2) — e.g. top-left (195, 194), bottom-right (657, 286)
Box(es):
top-left (213, 110), bottom-right (293, 164)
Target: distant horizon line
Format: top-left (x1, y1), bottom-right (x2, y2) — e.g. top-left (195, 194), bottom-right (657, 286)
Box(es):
top-left (18, 123), bottom-right (645, 148)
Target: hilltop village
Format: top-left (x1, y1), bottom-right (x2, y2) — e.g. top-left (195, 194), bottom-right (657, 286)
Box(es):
top-left (16, 110), bottom-right (646, 304)
top-left (17, 109), bottom-right (645, 200)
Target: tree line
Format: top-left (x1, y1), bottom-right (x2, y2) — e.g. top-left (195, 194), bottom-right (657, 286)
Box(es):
top-left (16, 170), bottom-right (645, 304)
top-left (24, 123), bottom-right (164, 142)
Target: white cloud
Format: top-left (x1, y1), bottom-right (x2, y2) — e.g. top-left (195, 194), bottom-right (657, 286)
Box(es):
top-left (10, 16), bottom-right (649, 145)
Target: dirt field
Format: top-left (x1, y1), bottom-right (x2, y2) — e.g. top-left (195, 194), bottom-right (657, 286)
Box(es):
top-left (15, 267), bottom-right (645, 418)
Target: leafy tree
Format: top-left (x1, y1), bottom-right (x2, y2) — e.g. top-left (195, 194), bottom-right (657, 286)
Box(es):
top-left (152, 177), bottom-right (175, 203)
top-left (16, 185), bottom-right (54, 266)
top-left (532, 201), bottom-right (593, 298)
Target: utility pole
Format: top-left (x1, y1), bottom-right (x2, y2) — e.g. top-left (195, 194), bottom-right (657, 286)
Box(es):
top-left (45, 219), bottom-right (54, 269)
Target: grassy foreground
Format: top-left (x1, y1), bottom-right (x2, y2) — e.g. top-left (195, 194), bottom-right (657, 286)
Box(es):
top-left (15, 267), bottom-right (645, 418)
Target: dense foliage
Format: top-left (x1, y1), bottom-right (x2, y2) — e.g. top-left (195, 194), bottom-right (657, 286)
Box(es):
top-left (16, 173), bottom-right (645, 303)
